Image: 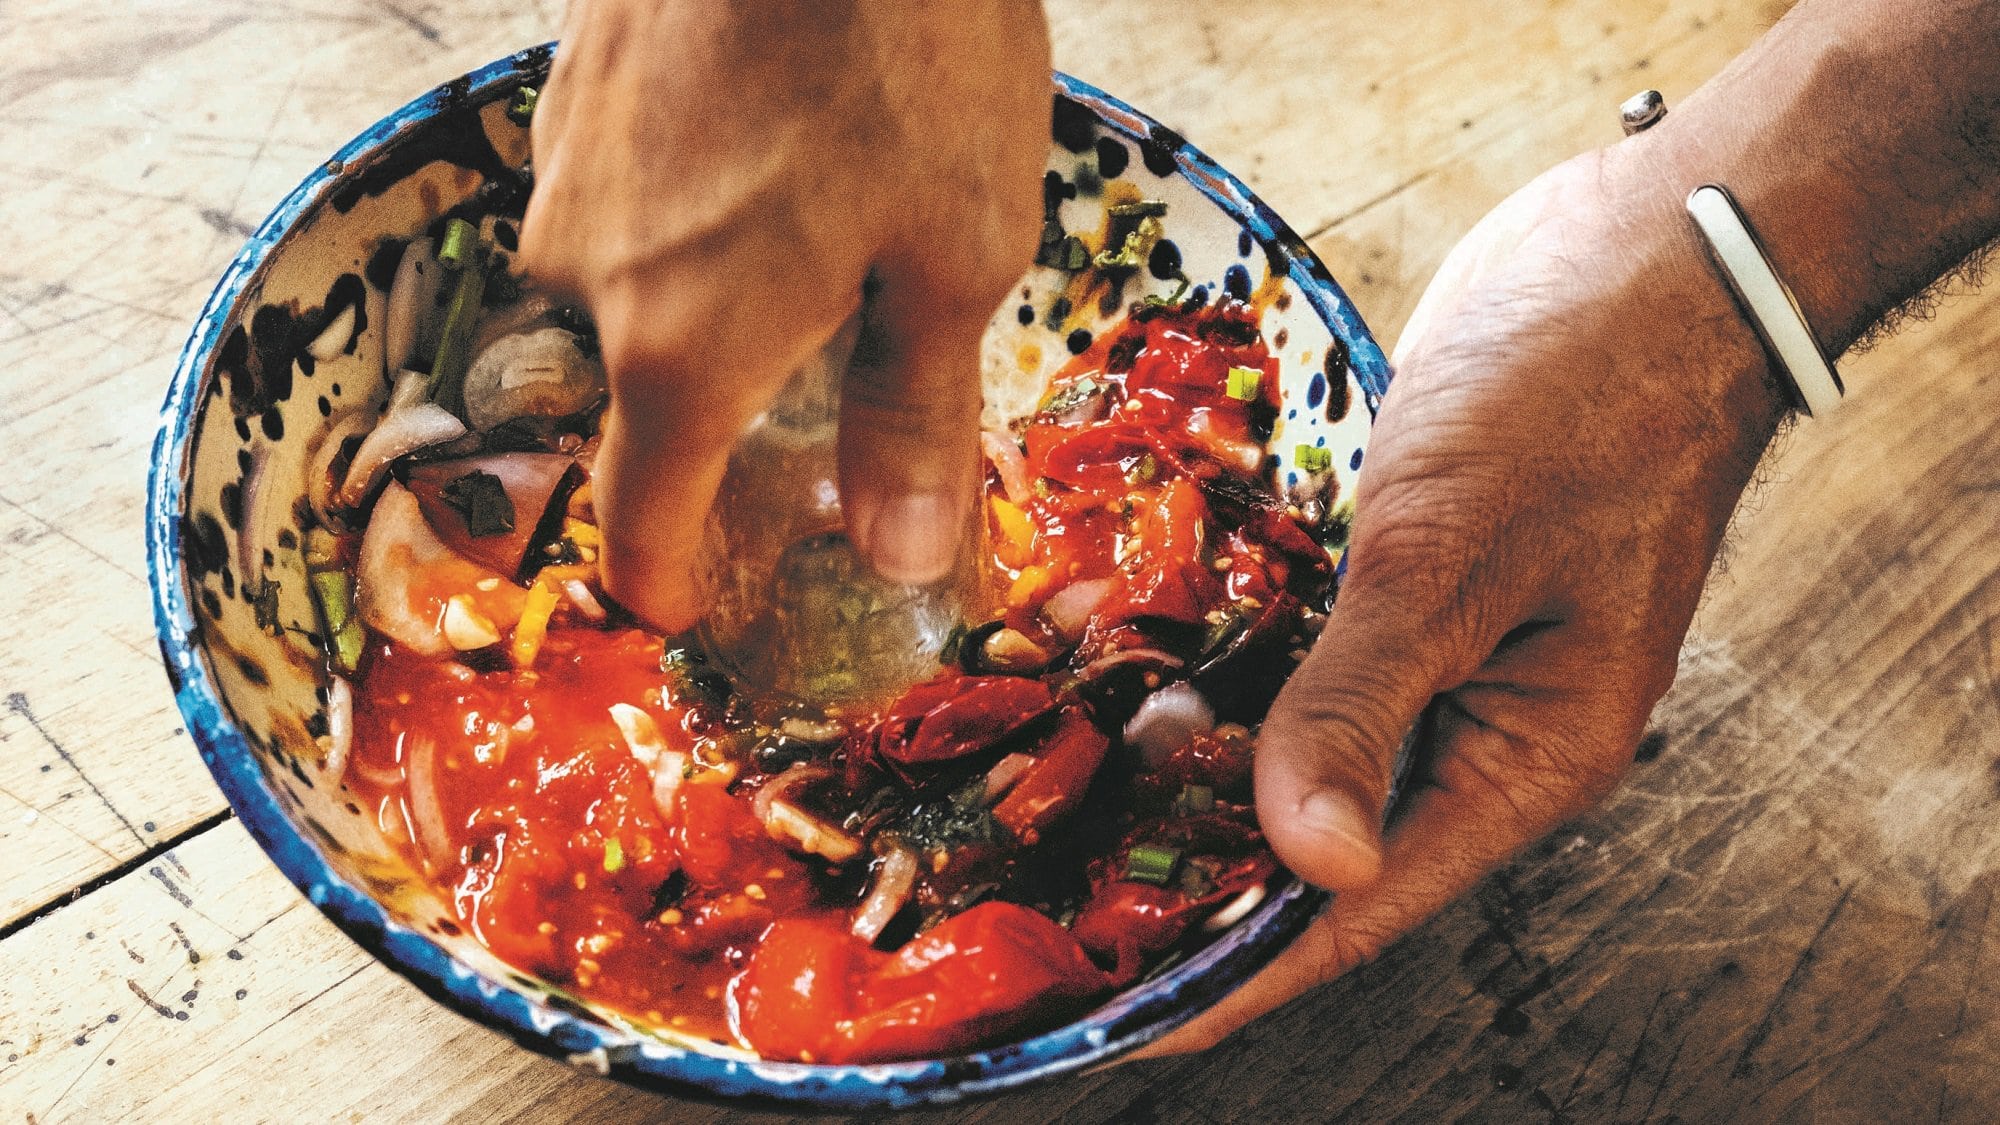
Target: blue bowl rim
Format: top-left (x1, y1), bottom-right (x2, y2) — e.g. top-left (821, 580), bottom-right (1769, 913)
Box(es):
top-left (144, 46), bottom-right (1389, 1111)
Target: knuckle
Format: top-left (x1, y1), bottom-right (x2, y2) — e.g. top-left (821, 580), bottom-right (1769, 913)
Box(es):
top-left (1304, 916), bottom-right (1389, 984)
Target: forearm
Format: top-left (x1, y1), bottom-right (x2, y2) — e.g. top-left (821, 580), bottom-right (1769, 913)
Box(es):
top-left (1627, 0), bottom-right (2000, 355)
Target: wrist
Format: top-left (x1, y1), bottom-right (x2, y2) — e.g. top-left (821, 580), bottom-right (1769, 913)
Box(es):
top-left (1582, 141), bottom-right (1791, 455)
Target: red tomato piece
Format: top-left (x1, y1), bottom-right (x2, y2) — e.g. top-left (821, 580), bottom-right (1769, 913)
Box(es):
top-left (674, 783), bottom-right (791, 889)
top-left (727, 918), bottom-right (883, 1063)
top-left (841, 902), bottom-right (1109, 1062)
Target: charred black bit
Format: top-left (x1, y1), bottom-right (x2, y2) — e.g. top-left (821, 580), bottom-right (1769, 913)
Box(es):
top-left (248, 578), bottom-right (283, 636)
top-left (649, 870), bottom-right (689, 913)
top-left (439, 471), bottom-right (516, 537)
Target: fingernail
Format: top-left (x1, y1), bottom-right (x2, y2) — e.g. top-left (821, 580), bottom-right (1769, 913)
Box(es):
top-left (1299, 789), bottom-right (1381, 858)
top-left (858, 491), bottom-right (962, 585)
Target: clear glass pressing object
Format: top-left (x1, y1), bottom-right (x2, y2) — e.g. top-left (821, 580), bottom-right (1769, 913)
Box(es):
top-left (695, 321), bottom-right (979, 703)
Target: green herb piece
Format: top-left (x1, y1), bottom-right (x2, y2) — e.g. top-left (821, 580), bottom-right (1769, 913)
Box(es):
top-left (1144, 271), bottom-right (1193, 308)
top-left (1176, 784), bottom-right (1216, 814)
top-left (436, 218), bottom-right (478, 271)
top-left (440, 471), bottom-right (516, 537)
top-left (1108, 199), bottom-right (1169, 220)
top-left (1176, 860), bottom-right (1216, 899)
top-left (1126, 452), bottom-right (1158, 485)
top-left (428, 235), bottom-right (490, 417)
top-left (938, 621), bottom-right (969, 667)
top-left (1093, 215), bottom-right (1164, 271)
top-left (898, 795), bottom-right (1000, 853)
top-left (1225, 366), bottom-right (1263, 402)
top-left (1036, 234), bottom-right (1091, 271)
top-left (1322, 497), bottom-right (1355, 552)
top-left (603, 837), bottom-right (625, 873)
top-left (306, 563), bottom-right (364, 673)
top-left (1123, 844), bottom-right (1182, 886)
top-left (1037, 376), bottom-right (1101, 417)
top-left (1295, 444), bottom-right (1334, 473)
top-left (507, 85), bottom-right (539, 126)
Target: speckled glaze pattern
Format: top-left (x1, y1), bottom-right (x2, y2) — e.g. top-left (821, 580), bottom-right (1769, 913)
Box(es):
top-left (146, 46), bottom-right (1391, 1110)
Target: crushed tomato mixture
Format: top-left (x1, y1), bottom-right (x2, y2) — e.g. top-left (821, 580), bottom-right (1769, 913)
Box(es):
top-left (315, 225), bottom-right (1348, 1063)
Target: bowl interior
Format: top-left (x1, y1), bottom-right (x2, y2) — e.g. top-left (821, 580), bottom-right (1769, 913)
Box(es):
top-left (152, 49), bottom-right (1388, 1107)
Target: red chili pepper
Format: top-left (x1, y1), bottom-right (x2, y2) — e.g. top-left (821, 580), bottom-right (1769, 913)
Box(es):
top-left (991, 708), bottom-right (1111, 841)
top-left (870, 674), bottom-right (1058, 765)
top-left (1071, 850), bottom-right (1278, 984)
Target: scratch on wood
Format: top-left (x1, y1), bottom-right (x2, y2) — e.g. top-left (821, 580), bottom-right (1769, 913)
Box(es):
top-left (1733, 883), bottom-right (1857, 1076)
top-left (125, 979), bottom-right (179, 1021)
top-left (166, 920), bottom-right (200, 964)
top-left (150, 867), bottom-right (194, 912)
top-left (5, 691), bottom-right (147, 848)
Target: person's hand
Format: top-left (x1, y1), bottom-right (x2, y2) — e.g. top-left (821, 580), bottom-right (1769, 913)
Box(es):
top-left (1144, 142), bottom-right (1788, 1053)
top-left (520, 0), bottom-right (1051, 630)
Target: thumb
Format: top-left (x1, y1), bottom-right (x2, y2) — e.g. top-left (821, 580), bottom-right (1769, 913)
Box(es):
top-left (1255, 594), bottom-right (1471, 894)
top-left (836, 269), bottom-right (989, 585)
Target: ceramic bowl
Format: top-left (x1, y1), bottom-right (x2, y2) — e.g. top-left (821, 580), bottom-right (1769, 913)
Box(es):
top-left (145, 45), bottom-right (1390, 1110)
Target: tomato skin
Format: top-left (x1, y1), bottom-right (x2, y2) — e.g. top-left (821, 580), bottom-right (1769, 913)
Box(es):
top-left (730, 902), bottom-right (1109, 1063)
top-left (728, 918), bottom-right (882, 1063)
top-left (675, 783), bottom-right (785, 889)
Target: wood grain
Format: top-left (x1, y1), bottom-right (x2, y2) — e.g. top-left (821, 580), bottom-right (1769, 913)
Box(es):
top-left (5, 0), bottom-right (1999, 1121)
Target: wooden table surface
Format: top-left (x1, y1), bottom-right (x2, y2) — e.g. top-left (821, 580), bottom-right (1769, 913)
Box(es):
top-left (6, 0), bottom-right (1999, 1121)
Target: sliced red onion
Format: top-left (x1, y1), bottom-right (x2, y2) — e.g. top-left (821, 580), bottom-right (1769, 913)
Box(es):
top-left (1077, 646), bottom-right (1184, 683)
top-left (337, 370), bottom-right (467, 509)
top-left (562, 578), bottom-right (606, 621)
top-left (609, 703), bottom-right (665, 769)
top-left (322, 676), bottom-right (353, 780)
top-left (1202, 885), bottom-right (1268, 932)
top-left (764, 801), bottom-right (863, 863)
top-left (981, 430), bottom-right (1033, 506)
top-left (982, 752), bottom-right (1037, 803)
top-left (752, 764), bottom-right (830, 823)
top-left (403, 733), bottom-right (456, 873)
top-left (462, 325), bottom-right (605, 432)
top-left (651, 751), bottom-right (689, 821)
top-left (1122, 681), bottom-right (1216, 765)
top-left (307, 411), bottom-right (373, 525)
top-left (401, 451), bottom-right (578, 578)
top-left (308, 302), bottom-right (357, 363)
top-left (384, 237), bottom-right (440, 376)
top-left (233, 444), bottom-right (269, 583)
top-left (1186, 410), bottom-right (1266, 475)
top-left (851, 842), bottom-right (919, 943)
top-left (354, 481), bottom-right (475, 656)
top-left (750, 764), bottom-right (861, 862)
top-left (1042, 576), bottom-right (1114, 639)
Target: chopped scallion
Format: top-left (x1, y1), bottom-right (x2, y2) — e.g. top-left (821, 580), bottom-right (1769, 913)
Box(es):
top-left (507, 85), bottom-right (539, 126)
top-left (603, 838), bottom-right (625, 873)
top-left (304, 538), bottom-right (364, 674)
top-left (436, 218), bottom-right (477, 271)
top-left (1176, 784), bottom-right (1216, 814)
top-left (1295, 444), bottom-right (1333, 473)
top-left (1126, 452), bottom-right (1158, 484)
top-left (1108, 199), bottom-right (1169, 219)
top-left (1225, 366), bottom-right (1263, 402)
top-left (428, 236), bottom-right (489, 418)
top-left (1123, 844), bottom-right (1182, 885)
